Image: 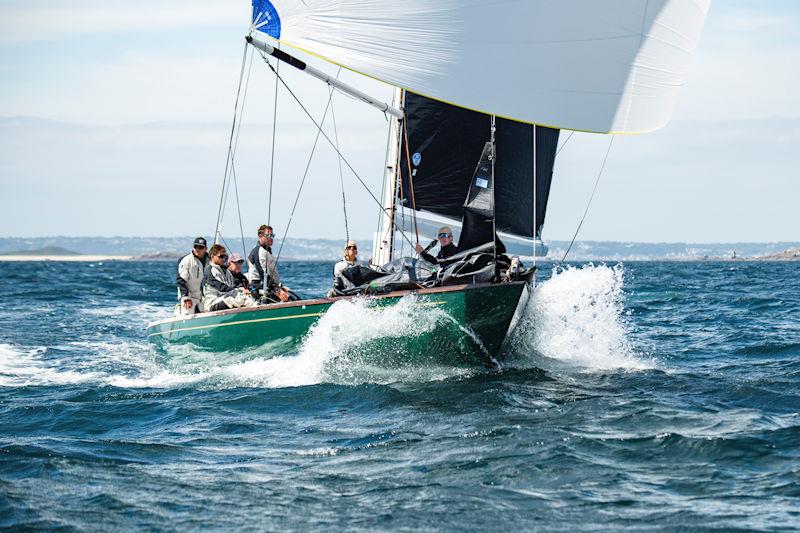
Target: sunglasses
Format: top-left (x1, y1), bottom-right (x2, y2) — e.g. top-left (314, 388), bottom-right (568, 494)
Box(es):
top-left (346, 246), bottom-right (357, 250)
top-left (217, 254), bottom-right (228, 260)
top-left (437, 233), bottom-right (452, 238)
top-left (262, 233), bottom-right (275, 239)
top-left (194, 245), bottom-right (207, 249)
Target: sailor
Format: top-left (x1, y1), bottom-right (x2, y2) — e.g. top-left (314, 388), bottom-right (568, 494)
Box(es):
top-left (227, 253), bottom-right (249, 290)
top-left (203, 245), bottom-right (257, 312)
top-left (246, 224), bottom-right (289, 302)
top-left (176, 236), bottom-right (209, 315)
top-left (415, 226), bottom-right (459, 264)
top-left (329, 240), bottom-right (359, 296)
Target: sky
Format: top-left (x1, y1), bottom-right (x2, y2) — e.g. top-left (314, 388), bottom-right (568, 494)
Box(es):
top-left (0, 0), bottom-right (798, 243)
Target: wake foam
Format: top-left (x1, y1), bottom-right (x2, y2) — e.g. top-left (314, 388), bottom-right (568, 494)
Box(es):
top-left (1, 296), bottom-right (475, 390)
top-left (509, 264), bottom-right (653, 371)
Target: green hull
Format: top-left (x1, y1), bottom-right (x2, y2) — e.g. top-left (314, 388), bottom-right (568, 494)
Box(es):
top-left (147, 282), bottom-right (526, 364)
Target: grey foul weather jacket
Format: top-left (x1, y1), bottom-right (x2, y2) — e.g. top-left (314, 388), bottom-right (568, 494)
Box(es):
top-left (176, 252), bottom-right (208, 311)
top-left (203, 263), bottom-right (252, 311)
top-left (247, 243), bottom-right (281, 295)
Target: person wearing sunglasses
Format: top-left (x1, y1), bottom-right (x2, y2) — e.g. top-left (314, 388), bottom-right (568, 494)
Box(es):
top-left (246, 224), bottom-right (288, 302)
top-left (227, 252), bottom-right (249, 290)
top-left (176, 236), bottom-right (209, 315)
top-left (415, 226), bottom-right (459, 265)
top-left (329, 240), bottom-right (359, 296)
top-left (202, 244), bottom-right (257, 312)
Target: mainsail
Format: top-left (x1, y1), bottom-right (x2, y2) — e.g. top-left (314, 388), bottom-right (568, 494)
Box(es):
top-left (251, 0), bottom-right (711, 133)
top-left (399, 91), bottom-right (559, 240)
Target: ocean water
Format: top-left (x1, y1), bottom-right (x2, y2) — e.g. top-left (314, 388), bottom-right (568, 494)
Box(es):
top-left (1, 260), bottom-right (798, 530)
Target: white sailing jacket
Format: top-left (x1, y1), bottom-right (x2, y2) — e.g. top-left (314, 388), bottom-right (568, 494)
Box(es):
top-left (176, 252), bottom-right (208, 311)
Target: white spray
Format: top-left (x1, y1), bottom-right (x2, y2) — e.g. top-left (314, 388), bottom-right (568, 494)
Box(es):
top-left (509, 264), bottom-right (653, 371)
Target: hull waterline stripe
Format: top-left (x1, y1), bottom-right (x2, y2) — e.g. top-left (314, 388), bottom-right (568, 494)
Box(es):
top-left (148, 311), bottom-right (325, 337)
top-left (148, 301), bottom-right (446, 338)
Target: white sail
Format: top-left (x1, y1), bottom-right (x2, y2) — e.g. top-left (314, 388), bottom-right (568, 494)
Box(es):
top-left (251, 0), bottom-right (710, 134)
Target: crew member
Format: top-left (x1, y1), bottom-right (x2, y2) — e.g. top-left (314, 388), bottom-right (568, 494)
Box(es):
top-left (227, 253), bottom-right (249, 290)
top-left (203, 245), bottom-right (256, 312)
top-left (415, 226), bottom-right (459, 264)
top-left (329, 240), bottom-right (359, 296)
top-left (247, 224), bottom-right (290, 303)
top-left (176, 236), bottom-right (208, 315)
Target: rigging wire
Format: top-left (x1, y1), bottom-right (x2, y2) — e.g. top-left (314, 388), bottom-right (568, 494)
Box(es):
top-left (555, 130), bottom-right (575, 158)
top-left (560, 135), bottom-right (615, 263)
top-left (328, 89), bottom-right (350, 242)
top-left (267, 60), bottom-right (280, 225)
top-left (214, 42), bottom-right (249, 245)
top-left (257, 52), bottom-right (418, 253)
top-left (274, 69), bottom-right (341, 263)
top-left (223, 47), bottom-right (255, 256)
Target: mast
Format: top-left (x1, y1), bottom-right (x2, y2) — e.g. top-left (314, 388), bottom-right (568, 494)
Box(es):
top-left (532, 126), bottom-right (537, 267)
top-left (371, 87), bottom-right (403, 267)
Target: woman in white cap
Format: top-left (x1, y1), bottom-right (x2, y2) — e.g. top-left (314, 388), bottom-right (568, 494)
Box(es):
top-left (329, 240), bottom-right (359, 296)
top-left (226, 252), bottom-right (249, 290)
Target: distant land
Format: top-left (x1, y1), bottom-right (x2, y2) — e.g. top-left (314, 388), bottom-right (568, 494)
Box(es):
top-left (0, 237), bottom-right (798, 262)
top-left (0, 246), bottom-right (80, 256)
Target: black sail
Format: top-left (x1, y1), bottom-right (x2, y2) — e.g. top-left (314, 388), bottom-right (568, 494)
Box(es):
top-left (399, 91), bottom-right (560, 238)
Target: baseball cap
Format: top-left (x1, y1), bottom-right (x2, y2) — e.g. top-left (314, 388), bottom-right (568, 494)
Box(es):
top-left (193, 237), bottom-right (207, 248)
top-left (229, 252), bottom-right (244, 263)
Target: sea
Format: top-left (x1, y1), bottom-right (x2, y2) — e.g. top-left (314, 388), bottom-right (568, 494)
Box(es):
top-left (1, 260), bottom-right (798, 530)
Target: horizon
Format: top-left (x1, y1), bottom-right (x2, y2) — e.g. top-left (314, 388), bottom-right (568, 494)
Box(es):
top-left (2, 235), bottom-right (799, 247)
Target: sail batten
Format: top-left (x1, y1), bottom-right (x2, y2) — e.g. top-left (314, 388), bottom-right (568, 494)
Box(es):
top-left (253, 0), bottom-right (709, 133)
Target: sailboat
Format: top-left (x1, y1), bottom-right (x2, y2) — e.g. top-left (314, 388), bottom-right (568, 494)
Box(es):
top-left (147, 0), bottom-right (710, 363)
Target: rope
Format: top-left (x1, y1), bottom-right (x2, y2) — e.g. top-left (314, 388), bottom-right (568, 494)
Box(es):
top-left (267, 60), bottom-right (280, 224)
top-left (214, 42), bottom-right (249, 244)
top-left (560, 135), bottom-right (615, 263)
top-left (275, 70), bottom-right (340, 262)
top-left (257, 53), bottom-right (417, 253)
top-left (329, 89), bottom-right (350, 241)
top-left (402, 119), bottom-right (420, 246)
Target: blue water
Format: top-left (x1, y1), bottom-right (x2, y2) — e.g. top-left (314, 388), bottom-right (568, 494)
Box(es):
top-left (1, 261), bottom-right (798, 530)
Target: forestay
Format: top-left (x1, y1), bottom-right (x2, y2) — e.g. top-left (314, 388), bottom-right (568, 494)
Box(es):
top-left (251, 0), bottom-right (710, 134)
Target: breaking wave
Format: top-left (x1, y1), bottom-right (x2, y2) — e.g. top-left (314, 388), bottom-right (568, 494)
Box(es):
top-left (509, 264), bottom-right (653, 371)
top-left (0, 296), bottom-right (477, 390)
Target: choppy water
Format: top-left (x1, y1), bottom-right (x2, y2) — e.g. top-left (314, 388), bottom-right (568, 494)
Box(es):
top-left (1, 261), bottom-right (798, 530)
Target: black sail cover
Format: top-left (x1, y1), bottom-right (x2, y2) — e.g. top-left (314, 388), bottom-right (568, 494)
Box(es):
top-left (399, 91), bottom-right (560, 238)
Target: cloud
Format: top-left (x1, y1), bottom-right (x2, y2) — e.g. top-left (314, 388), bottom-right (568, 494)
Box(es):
top-left (672, 4), bottom-right (800, 121)
top-left (0, 0), bottom-right (247, 43)
top-left (2, 116), bottom-right (798, 242)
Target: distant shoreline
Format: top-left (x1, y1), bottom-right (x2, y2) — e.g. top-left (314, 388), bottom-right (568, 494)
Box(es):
top-left (0, 254), bottom-right (797, 262)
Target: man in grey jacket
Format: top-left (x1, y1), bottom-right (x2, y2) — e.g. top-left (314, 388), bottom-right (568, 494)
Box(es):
top-left (247, 224), bottom-right (289, 302)
top-left (176, 236), bottom-right (208, 315)
top-left (203, 245), bottom-right (257, 312)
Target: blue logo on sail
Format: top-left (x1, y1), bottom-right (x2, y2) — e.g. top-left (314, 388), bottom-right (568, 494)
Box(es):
top-left (412, 152), bottom-right (422, 166)
top-left (251, 0), bottom-right (281, 39)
